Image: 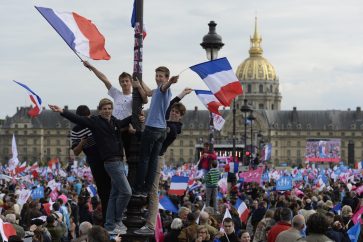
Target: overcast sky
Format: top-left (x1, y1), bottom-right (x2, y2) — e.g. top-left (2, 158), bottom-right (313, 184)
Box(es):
top-left (1, 0), bottom-right (363, 118)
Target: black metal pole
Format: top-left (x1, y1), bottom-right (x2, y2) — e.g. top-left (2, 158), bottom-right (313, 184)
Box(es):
top-left (250, 119), bottom-right (253, 166)
top-left (244, 114), bottom-right (247, 165)
top-left (232, 100), bottom-right (236, 162)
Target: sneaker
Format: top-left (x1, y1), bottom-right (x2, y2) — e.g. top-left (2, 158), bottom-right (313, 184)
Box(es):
top-left (134, 225), bottom-right (154, 235)
top-left (115, 221), bottom-right (127, 233)
top-left (106, 228), bottom-right (124, 235)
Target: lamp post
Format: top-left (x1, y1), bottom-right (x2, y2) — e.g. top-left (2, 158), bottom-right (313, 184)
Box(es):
top-left (201, 21), bottom-right (224, 153)
top-left (240, 99), bottom-right (252, 165)
top-left (247, 112), bottom-right (256, 166)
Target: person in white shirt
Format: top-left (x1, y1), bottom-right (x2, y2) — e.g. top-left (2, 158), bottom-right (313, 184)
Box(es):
top-left (83, 61), bottom-right (147, 159)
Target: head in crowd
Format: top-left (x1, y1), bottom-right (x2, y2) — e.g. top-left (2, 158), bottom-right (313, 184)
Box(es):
top-left (222, 217), bottom-right (234, 235)
top-left (211, 160), bottom-right (218, 169)
top-left (341, 205), bottom-right (353, 218)
top-left (178, 207), bottom-right (190, 221)
top-left (264, 209), bottom-right (275, 219)
top-left (169, 102), bottom-right (186, 122)
top-left (170, 218), bottom-right (183, 230)
top-left (198, 211), bottom-right (209, 225)
top-left (5, 213), bottom-right (16, 224)
top-left (76, 105), bottom-right (91, 117)
top-left (196, 225), bottom-right (210, 241)
top-left (118, 72), bottom-right (132, 93)
top-left (186, 212), bottom-right (197, 225)
top-left (240, 230), bottom-right (251, 242)
top-left (280, 207), bottom-right (293, 223)
top-left (306, 212), bottom-right (329, 235)
top-left (155, 66), bottom-right (170, 84)
top-left (79, 221), bottom-right (92, 236)
top-left (97, 98), bottom-right (113, 120)
top-left (292, 214), bottom-right (305, 231)
top-left (87, 225), bottom-right (110, 242)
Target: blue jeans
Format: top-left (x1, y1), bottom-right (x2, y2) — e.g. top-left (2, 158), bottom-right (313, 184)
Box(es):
top-left (103, 161), bottom-right (132, 230)
top-left (135, 126), bottom-right (166, 192)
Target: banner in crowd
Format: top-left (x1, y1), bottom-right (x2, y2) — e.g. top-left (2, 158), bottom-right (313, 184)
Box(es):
top-left (276, 176), bottom-right (293, 191)
top-left (239, 167), bottom-right (264, 183)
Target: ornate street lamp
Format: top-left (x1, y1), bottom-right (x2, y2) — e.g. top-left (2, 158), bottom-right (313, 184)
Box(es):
top-left (201, 21), bottom-right (224, 152)
top-left (240, 99), bottom-right (252, 165)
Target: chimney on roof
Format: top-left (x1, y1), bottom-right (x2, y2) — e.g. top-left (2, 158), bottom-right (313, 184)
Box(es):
top-left (355, 106), bottom-right (362, 120)
top-left (194, 106), bottom-right (198, 111)
top-left (292, 107), bottom-right (298, 123)
top-left (348, 108), bottom-right (351, 111)
top-left (17, 107), bottom-right (19, 112)
top-left (42, 106), bottom-right (45, 110)
top-left (64, 105), bottom-right (68, 111)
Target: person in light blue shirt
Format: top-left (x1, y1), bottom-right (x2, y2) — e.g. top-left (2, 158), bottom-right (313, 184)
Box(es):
top-left (134, 66), bottom-right (178, 195)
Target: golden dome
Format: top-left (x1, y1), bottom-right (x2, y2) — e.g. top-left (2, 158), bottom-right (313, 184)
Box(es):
top-left (236, 17), bottom-right (278, 81)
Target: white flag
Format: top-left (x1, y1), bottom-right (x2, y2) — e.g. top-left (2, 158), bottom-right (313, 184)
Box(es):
top-left (8, 134), bottom-right (19, 171)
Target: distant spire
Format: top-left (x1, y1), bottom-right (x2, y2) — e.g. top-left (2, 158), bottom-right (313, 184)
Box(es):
top-left (249, 16), bottom-right (263, 57)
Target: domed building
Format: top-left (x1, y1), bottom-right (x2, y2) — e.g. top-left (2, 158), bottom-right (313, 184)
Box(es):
top-left (235, 17), bottom-right (282, 111)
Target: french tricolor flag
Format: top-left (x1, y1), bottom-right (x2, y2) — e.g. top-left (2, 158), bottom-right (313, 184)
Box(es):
top-left (168, 176), bottom-right (189, 196)
top-left (235, 199), bottom-right (250, 224)
top-left (194, 90), bottom-right (222, 115)
top-left (13, 81), bottom-right (42, 118)
top-left (190, 57), bottom-right (243, 106)
top-left (158, 195), bottom-right (178, 213)
top-left (35, 6), bottom-right (110, 60)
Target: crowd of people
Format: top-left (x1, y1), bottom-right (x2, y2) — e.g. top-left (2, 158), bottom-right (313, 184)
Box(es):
top-left (2, 62), bottom-right (363, 242)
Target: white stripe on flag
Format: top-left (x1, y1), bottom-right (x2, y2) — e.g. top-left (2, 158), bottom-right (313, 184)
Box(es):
top-left (203, 69), bottom-right (238, 93)
top-left (54, 11), bottom-right (90, 56)
top-left (170, 183), bottom-right (188, 190)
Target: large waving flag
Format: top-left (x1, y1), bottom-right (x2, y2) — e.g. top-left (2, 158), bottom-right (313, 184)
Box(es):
top-left (35, 6), bottom-right (110, 60)
top-left (13, 81), bottom-right (42, 118)
top-left (168, 176), bottom-right (189, 196)
top-left (235, 199), bottom-right (250, 224)
top-left (190, 57), bottom-right (243, 106)
top-left (194, 90), bottom-right (222, 115)
top-left (130, 0), bottom-right (147, 39)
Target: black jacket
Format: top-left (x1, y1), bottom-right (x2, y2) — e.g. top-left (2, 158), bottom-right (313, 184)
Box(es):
top-left (61, 111), bottom-right (131, 162)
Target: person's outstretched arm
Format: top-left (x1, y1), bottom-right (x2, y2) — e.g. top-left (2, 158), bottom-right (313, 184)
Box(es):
top-left (83, 61), bottom-right (112, 90)
top-left (48, 105), bottom-right (94, 128)
top-left (140, 80), bottom-right (153, 97)
top-left (165, 87), bottom-right (192, 119)
top-left (161, 75), bottom-right (178, 92)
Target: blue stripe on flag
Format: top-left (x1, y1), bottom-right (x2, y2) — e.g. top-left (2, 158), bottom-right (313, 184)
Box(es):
top-left (190, 57), bottom-right (232, 79)
top-left (159, 195), bottom-right (178, 213)
top-left (194, 90), bottom-right (213, 95)
top-left (35, 6), bottom-right (76, 49)
top-left (13, 81), bottom-right (42, 104)
top-left (171, 176), bottom-right (189, 183)
top-left (130, 0), bottom-right (136, 27)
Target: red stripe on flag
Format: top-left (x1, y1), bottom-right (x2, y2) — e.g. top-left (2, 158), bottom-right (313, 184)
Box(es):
top-left (207, 101), bottom-right (222, 115)
top-left (214, 81), bottom-right (243, 106)
top-left (73, 13), bottom-right (110, 60)
top-left (168, 189), bottom-right (186, 196)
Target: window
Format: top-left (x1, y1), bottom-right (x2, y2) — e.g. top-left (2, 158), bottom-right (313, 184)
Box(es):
top-left (287, 141), bottom-right (291, 147)
top-left (180, 140), bottom-right (183, 146)
top-left (170, 149), bottom-right (174, 157)
top-left (179, 149), bottom-right (183, 156)
top-left (275, 141), bottom-right (278, 146)
top-left (297, 149), bottom-right (301, 158)
top-left (271, 104), bottom-right (274, 110)
top-left (259, 103), bottom-right (264, 109)
top-left (189, 149), bottom-right (193, 156)
top-left (23, 147), bottom-right (27, 154)
top-left (287, 150), bottom-right (291, 158)
top-left (189, 140), bottom-right (194, 146)
top-left (297, 141), bottom-right (301, 147)
top-left (276, 150), bottom-right (278, 156)
top-left (247, 84), bottom-right (252, 93)
top-left (33, 148), bottom-right (37, 154)
top-left (24, 124), bottom-right (28, 129)
top-left (56, 140), bottom-right (60, 145)
top-left (57, 148), bottom-right (61, 155)
top-left (259, 84), bottom-right (263, 93)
